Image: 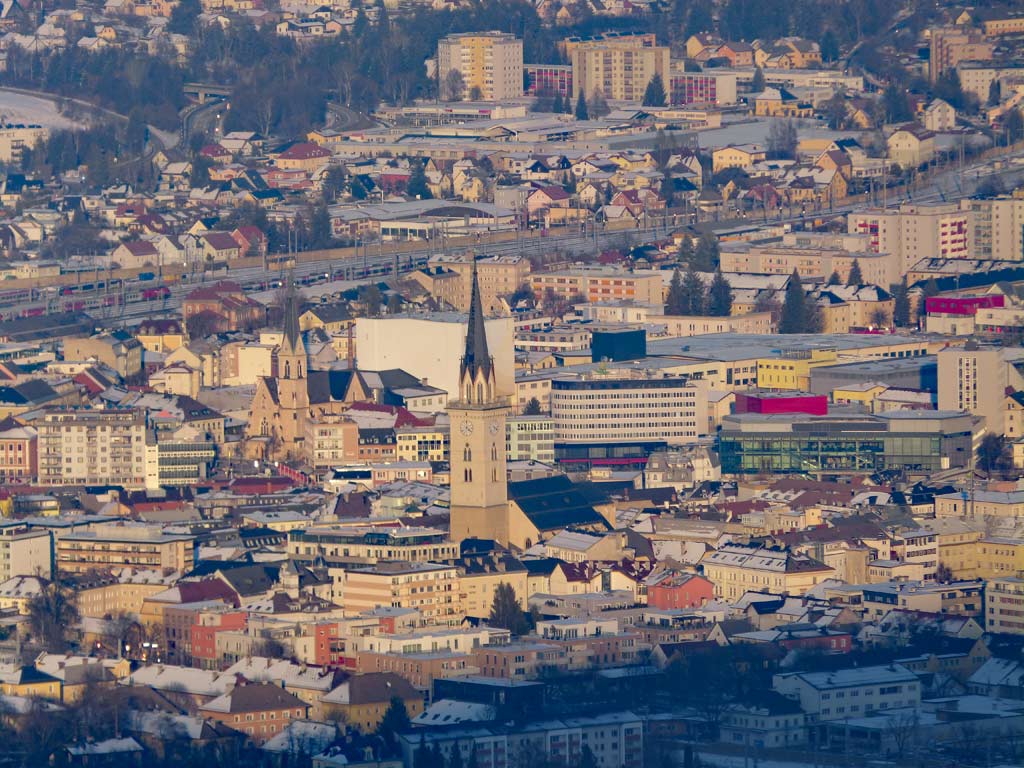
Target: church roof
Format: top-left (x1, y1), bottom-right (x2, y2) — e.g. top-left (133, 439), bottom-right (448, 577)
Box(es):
top-left (461, 260), bottom-right (492, 383)
top-left (508, 475), bottom-right (610, 533)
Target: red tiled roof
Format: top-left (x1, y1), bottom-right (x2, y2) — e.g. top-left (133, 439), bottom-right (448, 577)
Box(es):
top-left (278, 143), bottom-right (331, 161)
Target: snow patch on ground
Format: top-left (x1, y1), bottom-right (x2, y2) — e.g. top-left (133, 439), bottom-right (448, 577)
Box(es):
top-left (0, 89), bottom-right (89, 129)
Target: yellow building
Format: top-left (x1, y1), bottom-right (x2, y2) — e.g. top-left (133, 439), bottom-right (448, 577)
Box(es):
top-left (338, 562), bottom-right (462, 626)
top-left (321, 673), bottom-right (424, 733)
top-left (136, 320), bottom-right (185, 354)
top-left (460, 567), bottom-right (529, 620)
top-left (56, 522), bottom-right (196, 575)
top-left (756, 349), bottom-right (839, 390)
top-left (712, 144), bottom-right (767, 173)
top-left (74, 571), bottom-right (178, 619)
top-left (436, 32), bottom-right (524, 102)
top-left (976, 538), bottom-right (1024, 579)
top-left (701, 543), bottom-right (834, 599)
top-left (396, 425), bottom-right (450, 462)
top-left (832, 383), bottom-right (888, 408)
top-left (571, 42), bottom-right (671, 102)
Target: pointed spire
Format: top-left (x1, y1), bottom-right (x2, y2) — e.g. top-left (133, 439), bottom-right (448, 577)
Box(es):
top-left (461, 259), bottom-right (492, 384)
top-left (282, 274), bottom-right (301, 351)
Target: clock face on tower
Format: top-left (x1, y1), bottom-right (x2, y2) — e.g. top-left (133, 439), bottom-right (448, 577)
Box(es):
top-left (460, 421), bottom-right (474, 436)
top-left (488, 422), bottom-right (500, 435)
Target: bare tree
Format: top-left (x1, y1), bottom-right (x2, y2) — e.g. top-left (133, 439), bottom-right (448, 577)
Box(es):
top-left (443, 69), bottom-right (466, 102)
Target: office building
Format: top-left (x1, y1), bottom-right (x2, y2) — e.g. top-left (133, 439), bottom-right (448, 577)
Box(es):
top-left (551, 372), bottom-right (707, 467)
top-left (964, 196), bottom-right (1024, 261)
top-left (718, 411), bottom-right (978, 476)
top-left (437, 32), bottom-right (524, 102)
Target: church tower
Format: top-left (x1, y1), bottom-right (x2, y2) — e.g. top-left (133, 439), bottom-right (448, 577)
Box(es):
top-left (448, 261), bottom-right (511, 545)
top-left (276, 280), bottom-right (309, 449)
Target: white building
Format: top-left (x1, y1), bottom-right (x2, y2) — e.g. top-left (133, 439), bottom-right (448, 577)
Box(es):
top-left (356, 313), bottom-right (515, 401)
top-left (773, 665), bottom-right (921, 722)
top-left (550, 373), bottom-right (708, 448)
top-left (849, 203), bottom-right (972, 273)
top-left (0, 522), bottom-right (52, 581)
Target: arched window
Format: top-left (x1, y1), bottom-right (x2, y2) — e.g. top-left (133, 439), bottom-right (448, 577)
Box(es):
top-left (465, 384), bottom-right (472, 402)
top-left (298, 362), bottom-right (303, 378)
top-left (284, 361), bottom-right (291, 378)
top-left (464, 444), bottom-right (472, 462)
top-left (491, 444), bottom-right (497, 461)
top-left (464, 468), bottom-right (473, 483)
top-left (477, 383), bottom-right (484, 402)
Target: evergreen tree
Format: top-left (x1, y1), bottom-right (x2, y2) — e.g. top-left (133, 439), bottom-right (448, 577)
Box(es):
top-left (893, 275), bottom-right (911, 327)
top-left (449, 742), bottom-right (465, 768)
top-left (488, 582), bottom-right (529, 635)
top-left (919, 278), bottom-right (940, 321)
top-left (579, 745), bottom-right (599, 768)
top-left (523, 397), bottom-right (543, 415)
top-left (552, 92), bottom-right (564, 113)
top-left (376, 697), bottom-right (410, 746)
top-left (680, 265), bottom-right (706, 315)
top-left (642, 74), bottom-right (667, 107)
top-left (666, 268), bottom-right (685, 314)
top-left (846, 259), bottom-right (863, 286)
top-left (407, 159), bottom-right (432, 200)
top-left (707, 270), bottom-right (733, 317)
top-left (677, 235), bottom-right (695, 265)
top-left (780, 269), bottom-right (810, 334)
top-left (820, 29), bottom-right (840, 63)
top-left (309, 202), bottom-right (333, 250)
top-left (693, 232), bottom-right (720, 271)
top-left (988, 79), bottom-right (1002, 107)
top-left (575, 91), bottom-right (589, 120)
top-left (752, 67), bottom-right (765, 92)
top-left (826, 270), bottom-right (842, 286)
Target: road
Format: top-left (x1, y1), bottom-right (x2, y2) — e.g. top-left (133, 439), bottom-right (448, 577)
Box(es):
top-left (326, 102), bottom-right (376, 131)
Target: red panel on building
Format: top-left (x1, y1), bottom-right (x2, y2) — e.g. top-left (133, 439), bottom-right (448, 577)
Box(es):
top-left (926, 295), bottom-right (1005, 316)
top-left (735, 392), bottom-right (828, 416)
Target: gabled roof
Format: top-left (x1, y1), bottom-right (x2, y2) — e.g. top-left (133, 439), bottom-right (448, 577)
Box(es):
top-left (508, 475), bottom-right (610, 533)
top-left (201, 682), bottom-right (307, 714)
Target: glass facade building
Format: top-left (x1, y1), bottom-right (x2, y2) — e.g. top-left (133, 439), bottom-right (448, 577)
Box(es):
top-left (718, 411), bottom-right (977, 476)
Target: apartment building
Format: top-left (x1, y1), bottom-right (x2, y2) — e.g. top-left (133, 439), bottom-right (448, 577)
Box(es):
top-left (0, 124), bottom-right (48, 165)
top-left (668, 69), bottom-right (738, 106)
top-left (427, 254), bottom-right (531, 314)
top-left (530, 268), bottom-right (663, 305)
top-left (0, 522), bottom-right (51, 581)
top-left (937, 345), bottom-right (1024, 433)
top-left (571, 42), bottom-right (671, 102)
top-left (701, 543), bottom-right (835, 600)
top-left (36, 409), bottom-right (148, 488)
top-left (0, 422), bottom-right (37, 484)
top-left (929, 26), bottom-right (994, 82)
top-left (396, 425), bottom-right (449, 462)
top-left (288, 525), bottom-right (459, 565)
top-left (56, 522), bottom-right (195, 574)
top-left (964, 195), bottom-right (1024, 261)
top-left (337, 562), bottom-right (461, 625)
top-left (773, 665), bottom-right (921, 722)
top-left (986, 577), bottom-right (1024, 635)
top-left (437, 32), bottom-right (523, 102)
top-left (64, 332), bottom-right (144, 380)
top-left (848, 203), bottom-right (972, 273)
top-left (550, 372), bottom-right (707, 467)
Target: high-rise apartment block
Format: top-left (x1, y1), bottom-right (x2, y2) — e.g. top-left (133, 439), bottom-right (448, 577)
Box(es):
top-left (848, 203), bottom-right (972, 273)
top-left (37, 409), bottom-right (148, 488)
top-left (571, 42), bottom-right (671, 102)
top-left (437, 32), bottom-right (524, 102)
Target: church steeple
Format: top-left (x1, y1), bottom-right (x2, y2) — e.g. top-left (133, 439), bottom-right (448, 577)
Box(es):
top-left (459, 260), bottom-right (496, 405)
top-left (279, 277), bottom-right (306, 381)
